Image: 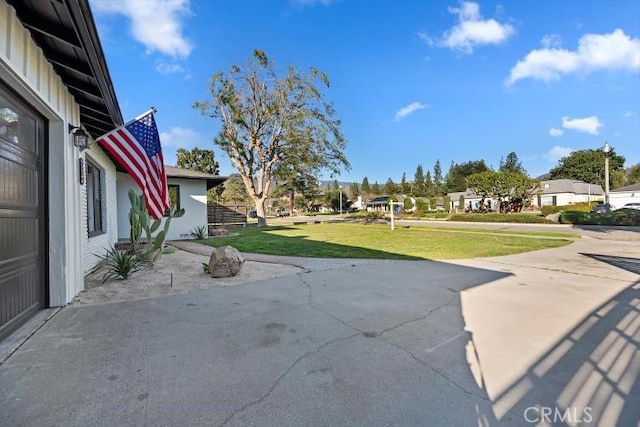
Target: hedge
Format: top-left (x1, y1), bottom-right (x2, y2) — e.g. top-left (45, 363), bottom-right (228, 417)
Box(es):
top-left (560, 208), bottom-right (640, 226)
top-left (448, 213), bottom-right (555, 224)
top-left (541, 202), bottom-right (601, 216)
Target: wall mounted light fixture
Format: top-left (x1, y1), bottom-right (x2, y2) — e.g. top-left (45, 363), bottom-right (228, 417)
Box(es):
top-left (68, 124), bottom-right (90, 151)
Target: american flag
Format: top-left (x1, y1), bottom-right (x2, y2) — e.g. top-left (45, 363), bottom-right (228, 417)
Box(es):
top-left (97, 110), bottom-right (170, 219)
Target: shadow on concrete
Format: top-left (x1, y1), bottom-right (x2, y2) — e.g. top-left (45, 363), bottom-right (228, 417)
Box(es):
top-left (580, 253), bottom-right (640, 275)
top-left (0, 258), bottom-right (512, 426)
top-left (570, 224), bottom-right (640, 235)
top-left (480, 254), bottom-right (640, 425)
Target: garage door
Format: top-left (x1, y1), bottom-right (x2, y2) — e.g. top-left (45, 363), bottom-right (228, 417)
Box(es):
top-left (0, 85), bottom-right (46, 339)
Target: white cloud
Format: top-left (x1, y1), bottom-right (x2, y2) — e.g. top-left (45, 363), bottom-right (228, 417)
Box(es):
top-left (549, 127), bottom-right (564, 137)
top-left (155, 60), bottom-right (185, 75)
top-left (561, 115), bottom-right (603, 135)
top-left (91, 0), bottom-right (193, 58)
top-left (159, 126), bottom-right (204, 148)
top-left (394, 102), bottom-right (427, 121)
top-left (541, 34), bottom-right (562, 48)
top-left (507, 29), bottom-right (640, 85)
top-left (159, 126), bottom-right (207, 166)
top-left (545, 145), bottom-right (574, 162)
top-left (420, 1), bottom-right (515, 54)
top-left (623, 110), bottom-right (636, 118)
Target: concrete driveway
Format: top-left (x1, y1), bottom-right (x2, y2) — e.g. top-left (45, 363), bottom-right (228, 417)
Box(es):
top-left (1, 228), bottom-right (639, 426)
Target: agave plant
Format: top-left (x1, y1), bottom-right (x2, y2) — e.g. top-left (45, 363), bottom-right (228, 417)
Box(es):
top-left (191, 225), bottom-right (207, 240)
top-left (94, 245), bottom-right (146, 284)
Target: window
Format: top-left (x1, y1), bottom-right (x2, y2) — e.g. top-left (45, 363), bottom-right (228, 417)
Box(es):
top-left (86, 160), bottom-right (104, 236)
top-left (165, 184), bottom-right (180, 216)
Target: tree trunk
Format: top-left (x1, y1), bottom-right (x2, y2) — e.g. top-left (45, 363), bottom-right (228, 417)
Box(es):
top-left (289, 191), bottom-right (294, 217)
top-left (254, 197), bottom-right (268, 227)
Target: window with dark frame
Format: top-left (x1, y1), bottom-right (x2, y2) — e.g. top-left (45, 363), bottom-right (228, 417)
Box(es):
top-left (86, 160), bottom-right (104, 236)
top-left (165, 184), bottom-right (180, 216)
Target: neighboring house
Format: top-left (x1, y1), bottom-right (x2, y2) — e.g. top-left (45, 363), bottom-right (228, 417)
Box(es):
top-left (534, 179), bottom-right (604, 207)
top-left (447, 179), bottom-right (603, 211)
top-left (0, 0), bottom-right (124, 337)
top-left (447, 190), bottom-right (498, 212)
top-left (609, 183), bottom-right (640, 209)
top-left (351, 195), bottom-right (366, 210)
top-left (117, 166), bottom-right (226, 241)
top-left (365, 196), bottom-right (390, 212)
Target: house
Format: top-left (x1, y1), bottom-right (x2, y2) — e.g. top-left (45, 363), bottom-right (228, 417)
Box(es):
top-left (0, 0), bottom-right (128, 337)
top-left (447, 190), bottom-right (498, 212)
top-left (365, 196), bottom-right (390, 212)
top-left (447, 179), bottom-right (604, 212)
top-left (609, 183), bottom-right (640, 209)
top-left (533, 179), bottom-right (604, 207)
top-left (117, 166), bottom-right (226, 241)
top-left (0, 0), bottom-right (221, 340)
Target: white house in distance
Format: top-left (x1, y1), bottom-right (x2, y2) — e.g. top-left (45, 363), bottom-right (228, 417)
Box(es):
top-left (117, 166), bottom-right (226, 241)
top-left (448, 189), bottom-right (498, 212)
top-left (447, 179), bottom-right (604, 211)
top-left (609, 183), bottom-right (640, 209)
top-left (534, 179), bottom-right (604, 207)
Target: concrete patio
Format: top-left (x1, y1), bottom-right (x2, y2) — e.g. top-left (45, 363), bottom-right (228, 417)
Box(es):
top-left (1, 227), bottom-right (639, 426)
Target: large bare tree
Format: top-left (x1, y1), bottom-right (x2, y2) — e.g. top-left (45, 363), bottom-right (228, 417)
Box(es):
top-left (194, 49), bottom-right (349, 226)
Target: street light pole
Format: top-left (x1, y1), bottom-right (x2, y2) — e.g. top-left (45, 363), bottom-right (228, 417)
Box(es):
top-left (602, 142), bottom-right (611, 205)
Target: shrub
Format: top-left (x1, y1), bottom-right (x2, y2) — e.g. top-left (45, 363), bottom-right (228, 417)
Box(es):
top-left (448, 213), bottom-right (554, 224)
top-left (560, 208), bottom-right (640, 226)
top-left (403, 197), bottom-right (413, 211)
top-left (94, 245), bottom-right (146, 284)
top-left (429, 197), bottom-right (437, 211)
top-left (420, 212), bottom-right (449, 219)
top-left (345, 210), bottom-right (388, 221)
top-left (541, 202), bottom-right (598, 217)
top-left (191, 225), bottom-right (208, 240)
top-left (443, 196), bottom-right (451, 213)
top-left (415, 198), bottom-right (429, 214)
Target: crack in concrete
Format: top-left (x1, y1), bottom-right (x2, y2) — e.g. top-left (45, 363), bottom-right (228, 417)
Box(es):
top-left (298, 273), bottom-right (457, 338)
top-left (297, 273), bottom-right (363, 333)
top-left (386, 341), bottom-right (527, 423)
top-left (218, 332), bottom-right (361, 427)
top-left (479, 259), bottom-right (632, 282)
top-left (376, 299), bottom-right (457, 338)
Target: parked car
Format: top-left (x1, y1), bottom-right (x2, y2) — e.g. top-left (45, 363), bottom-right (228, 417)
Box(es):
top-left (622, 202), bottom-right (640, 210)
top-left (248, 210), bottom-right (257, 218)
top-left (591, 203), bottom-right (611, 215)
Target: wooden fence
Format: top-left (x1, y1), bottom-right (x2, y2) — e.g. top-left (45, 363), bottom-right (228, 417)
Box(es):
top-left (207, 203), bottom-right (247, 229)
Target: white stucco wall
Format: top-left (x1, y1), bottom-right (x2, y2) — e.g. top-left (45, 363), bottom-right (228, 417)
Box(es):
top-left (538, 193), bottom-right (602, 207)
top-left (0, 1), bottom-right (119, 305)
top-left (117, 173), bottom-right (209, 241)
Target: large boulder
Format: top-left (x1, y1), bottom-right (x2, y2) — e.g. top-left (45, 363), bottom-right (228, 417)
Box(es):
top-left (208, 246), bottom-right (245, 278)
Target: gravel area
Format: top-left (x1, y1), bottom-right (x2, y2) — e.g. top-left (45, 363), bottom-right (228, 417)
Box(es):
top-left (74, 248), bottom-right (303, 305)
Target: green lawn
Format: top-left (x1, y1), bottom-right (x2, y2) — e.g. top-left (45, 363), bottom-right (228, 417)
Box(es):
top-left (202, 223), bottom-right (574, 260)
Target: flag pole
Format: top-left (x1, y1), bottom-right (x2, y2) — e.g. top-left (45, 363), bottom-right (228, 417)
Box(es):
top-left (118, 107), bottom-right (157, 127)
top-left (134, 107), bottom-right (157, 121)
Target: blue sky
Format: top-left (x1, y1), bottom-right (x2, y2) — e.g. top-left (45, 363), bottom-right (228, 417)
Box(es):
top-left (90, 0), bottom-right (640, 183)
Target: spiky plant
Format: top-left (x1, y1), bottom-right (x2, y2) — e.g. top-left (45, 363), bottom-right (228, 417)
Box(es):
top-left (95, 245), bottom-right (146, 284)
top-left (191, 225), bottom-right (207, 240)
